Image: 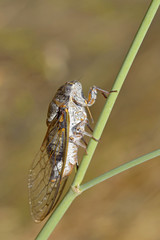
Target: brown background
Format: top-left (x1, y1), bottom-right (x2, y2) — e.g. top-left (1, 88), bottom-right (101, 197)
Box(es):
top-left (0, 0), bottom-right (160, 239)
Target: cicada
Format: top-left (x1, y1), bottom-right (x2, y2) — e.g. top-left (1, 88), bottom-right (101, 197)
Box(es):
top-left (28, 80), bottom-right (111, 222)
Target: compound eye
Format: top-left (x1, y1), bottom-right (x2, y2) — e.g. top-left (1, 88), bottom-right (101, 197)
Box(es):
top-left (65, 85), bottom-right (71, 94)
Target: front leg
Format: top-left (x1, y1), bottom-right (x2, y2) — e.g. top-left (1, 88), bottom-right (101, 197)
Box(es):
top-left (87, 86), bottom-right (112, 106)
top-left (72, 84), bottom-right (114, 108)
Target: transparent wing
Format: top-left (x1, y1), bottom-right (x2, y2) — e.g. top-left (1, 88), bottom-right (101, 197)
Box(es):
top-left (28, 112), bottom-right (69, 222)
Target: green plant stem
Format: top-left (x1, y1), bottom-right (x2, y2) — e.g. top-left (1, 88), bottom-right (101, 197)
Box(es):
top-left (36, 149), bottom-right (160, 240)
top-left (35, 1), bottom-right (160, 239)
top-left (80, 149), bottom-right (160, 192)
top-left (36, 188), bottom-right (78, 240)
top-left (72, 0), bottom-right (160, 188)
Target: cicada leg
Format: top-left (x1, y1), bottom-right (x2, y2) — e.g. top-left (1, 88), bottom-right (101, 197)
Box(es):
top-left (87, 86), bottom-right (117, 106)
top-left (72, 120), bottom-right (99, 142)
top-left (85, 86), bottom-right (117, 124)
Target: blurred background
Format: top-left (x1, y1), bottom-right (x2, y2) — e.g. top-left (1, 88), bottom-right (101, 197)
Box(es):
top-left (0, 0), bottom-right (160, 239)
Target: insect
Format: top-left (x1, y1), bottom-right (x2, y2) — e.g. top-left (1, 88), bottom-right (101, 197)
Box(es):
top-left (28, 80), bottom-right (112, 222)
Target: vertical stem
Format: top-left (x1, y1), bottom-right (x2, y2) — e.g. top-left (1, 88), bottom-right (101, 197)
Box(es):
top-left (36, 189), bottom-right (77, 240)
top-left (72, 0), bottom-right (160, 187)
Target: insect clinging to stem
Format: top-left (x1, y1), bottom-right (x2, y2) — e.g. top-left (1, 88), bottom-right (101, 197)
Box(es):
top-left (28, 80), bottom-right (113, 222)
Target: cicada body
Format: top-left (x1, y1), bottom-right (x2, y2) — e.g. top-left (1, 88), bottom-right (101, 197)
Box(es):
top-left (28, 80), bottom-right (110, 222)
